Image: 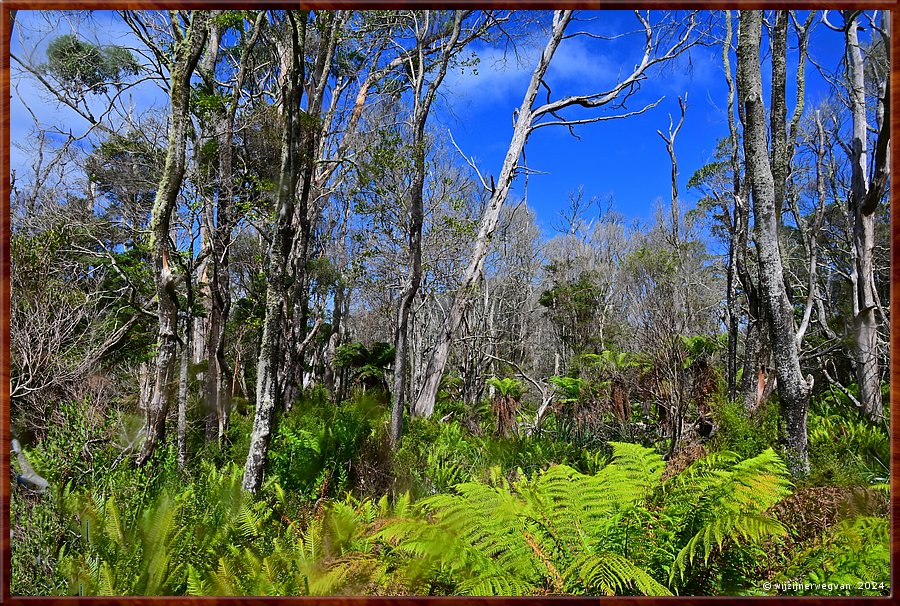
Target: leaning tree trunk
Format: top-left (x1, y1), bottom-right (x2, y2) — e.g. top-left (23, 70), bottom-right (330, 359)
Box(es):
top-left (137, 14), bottom-right (209, 466)
top-left (413, 10), bottom-right (573, 418)
top-left (737, 10), bottom-right (810, 476)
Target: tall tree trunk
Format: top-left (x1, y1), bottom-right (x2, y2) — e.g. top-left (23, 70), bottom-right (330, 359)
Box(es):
top-left (844, 10), bottom-right (888, 421)
top-left (738, 10), bottom-right (810, 475)
top-left (137, 13), bottom-right (209, 466)
top-left (770, 10), bottom-right (789, 233)
top-left (244, 11), bottom-right (338, 492)
top-left (243, 12), bottom-right (306, 493)
top-left (206, 12), bottom-right (265, 440)
top-left (176, 303), bottom-right (193, 470)
top-left (413, 10), bottom-right (574, 418)
top-left (194, 15), bottom-right (223, 441)
top-left (391, 11), bottom-right (465, 448)
top-left (722, 10), bottom-right (748, 402)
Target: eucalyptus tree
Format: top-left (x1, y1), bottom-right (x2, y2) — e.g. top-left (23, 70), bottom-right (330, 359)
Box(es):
top-left (737, 10), bottom-right (811, 475)
top-left (414, 9), bottom-right (702, 418)
top-left (186, 10), bottom-right (267, 441)
top-left (128, 11), bottom-right (210, 466)
top-left (243, 10), bottom-right (343, 493)
top-left (823, 10), bottom-right (890, 421)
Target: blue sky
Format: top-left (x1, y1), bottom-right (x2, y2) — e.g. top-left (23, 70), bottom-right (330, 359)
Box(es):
top-left (10, 9), bottom-right (856, 237)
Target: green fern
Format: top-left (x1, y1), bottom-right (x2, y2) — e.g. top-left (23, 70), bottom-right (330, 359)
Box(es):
top-left (667, 448), bottom-right (792, 585)
top-left (377, 444), bottom-right (672, 596)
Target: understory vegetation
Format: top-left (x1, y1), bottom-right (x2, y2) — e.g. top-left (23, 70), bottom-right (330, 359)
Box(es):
top-left (13, 385), bottom-right (889, 596)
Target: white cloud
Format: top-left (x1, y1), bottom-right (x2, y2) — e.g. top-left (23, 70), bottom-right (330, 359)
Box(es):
top-left (444, 44), bottom-right (537, 106)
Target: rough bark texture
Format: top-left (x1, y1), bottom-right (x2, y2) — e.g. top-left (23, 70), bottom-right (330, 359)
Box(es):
top-left (845, 11), bottom-right (887, 421)
top-left (243, 12), bottom-right (338, 492)
top-left (137, 14), bottom-right (209, 466)
top-left (243, 13), bottom-right (305, 493)
top-left (770, 10), bottom-right (789, 233)
top-left (412, 10), bottom-right (574, 418)
top-left (738, 10), bottom-right (810, 476)
top-left (722, 10), bottom-right (741, 401)
top-left (196, 16), bottom-right (223, 441)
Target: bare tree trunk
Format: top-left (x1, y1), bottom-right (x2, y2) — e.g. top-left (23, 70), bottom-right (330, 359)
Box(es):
top-left (844, 10), bottom-right (889, 421)
top-left (243, 12), bottom-right (306, 493)
top-left (194, 15), bottom-right (222, 441)
top-left (738, 10), bottom-right (810, 475)
top-left (657, 95), bottom-right (686, 246)
top-left (413, 10), bottom-right (574, 418)
top-left (722, 10), bottom-right (744, 402)
top-left (413, 10), bottom-right (697, 417)
top-left (770, 10), bottom-right (789, 233)
top-left (137, 13), bottom-right (209, 466)
top-left (391, 11), bottom-right (465, 448)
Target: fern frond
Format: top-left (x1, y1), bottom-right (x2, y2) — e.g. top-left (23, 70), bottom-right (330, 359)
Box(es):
top-left (565, 552), bottom-right (672, 596)
top-left (456, 574), bottom-right (534, 596)
top-left (185, 564), bottom-right (210, 596)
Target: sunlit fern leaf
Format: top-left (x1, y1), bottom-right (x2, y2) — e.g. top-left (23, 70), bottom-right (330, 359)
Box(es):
top-left (97, 560), bottom-right (116, 596)
top-left (186, 564), bottom-right (209, 596)
top-left (300, 517), bottom-right (325, 564)
top-left (327, 501), bottom-right (367, 555)
top-left (236, 500), bottom-right (263, 542)
top-left (456, 574), bottom-right (534, 596)
top-left (564, 552), bottom-right (672, 596)
top-left (608, 441), bottom-right (665, 492)
top-left (138, 492), bottom-right (180, 595)
top-left (102, 496), bottom-right (126, 548)
top-left (668, 449), bottom-right (792, 584)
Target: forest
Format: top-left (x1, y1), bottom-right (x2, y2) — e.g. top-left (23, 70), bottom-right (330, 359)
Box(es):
top-left (8, 8), bottom-right (891, 596)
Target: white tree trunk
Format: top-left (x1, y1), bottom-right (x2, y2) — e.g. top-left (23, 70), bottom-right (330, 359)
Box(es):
top-left (412, 10), bottom-right (574, 418)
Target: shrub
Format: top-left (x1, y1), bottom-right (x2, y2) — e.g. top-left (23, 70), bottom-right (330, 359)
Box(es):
top-left (709, 396), bottom-right (780, 460)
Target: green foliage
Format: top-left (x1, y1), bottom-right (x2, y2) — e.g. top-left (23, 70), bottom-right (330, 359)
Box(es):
top-left (679, 334), bottom-right (724, 369)
top-left (709, 397), bottom-right (780, 459)
top-left (268, 394), bottom-right (387, 499)
top-left (379, 443), bottom-right (671, 596)
top-left (807, 413), bottom-right (889, 486)
top-left (666, 448), bottom-right (793, 589)
top-left (538, 273), bottom-right (605, 354)
top-left (379, 444), bottom-right (792, 596)
top-left (44, 34), bottom-right (140, 94)
top-left (334, 342), bottom-right (395, 392)
top-left (776, 516), bottom-right (889, 595)
top-left (485, 376), bottom-right (524, 398)
top-left (548, 375), bottom-right (586, 403)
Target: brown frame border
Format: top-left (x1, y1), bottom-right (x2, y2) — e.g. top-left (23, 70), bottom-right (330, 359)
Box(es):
top-left (0, 1), bottom-right (896, 604)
